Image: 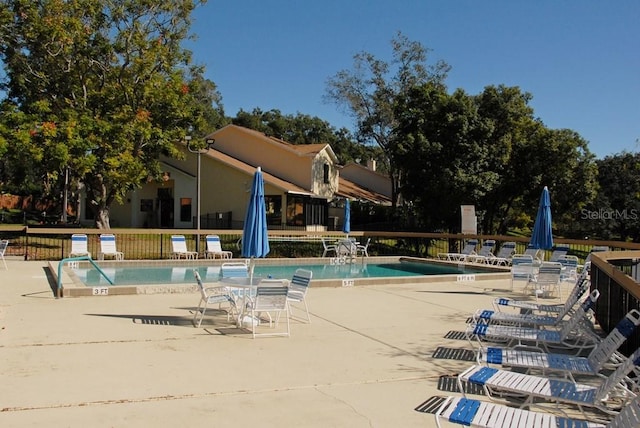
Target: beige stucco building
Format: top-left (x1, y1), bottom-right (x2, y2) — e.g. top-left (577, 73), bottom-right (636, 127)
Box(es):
top-left (94, 125), bottom-right (391, 230)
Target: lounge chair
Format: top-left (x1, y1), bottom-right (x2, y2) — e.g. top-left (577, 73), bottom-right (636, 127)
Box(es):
top-left (458, 346), bottom-right (640, 418)
top-left (248, 279), bottom-right (290, 338)
top-left (170, 235), bottom-right (198, 259)
top-left (548, 244), bottom-right (571, 262)
top-left (467, 290), bottom-right (601, 354)
top-left (465, 240), bottom-right (496, 264)
top-left (286, 268), bottom-right (313, 323)
top-left (476, 309), bottom-right (640, 382)
top-left (204, 234), bottom-right (232, 259)
top-left (494, 262), bottom-right (591, 313)
top-left (0, 239), bottom-right (8, 269)
top-left (192, 270), bottom-right (236, 327)
top-left (484, 241), bottom-right (516, 266)
top-left (434, 394), bottom-right (640, 428)
top-left (70, 234), bottom-right (91, 258)
top-left (473, 268), bottom-right (590, 328)
top-left (513, 245), bottom-right (542, 264)
top-left (98, 234), bottom-right (124, 260)
top-left (438, 239), bottom-right (478, 261)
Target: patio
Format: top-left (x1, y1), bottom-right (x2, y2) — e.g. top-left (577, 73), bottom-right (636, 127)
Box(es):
top-left (0, 258), bottom-right (568, 427)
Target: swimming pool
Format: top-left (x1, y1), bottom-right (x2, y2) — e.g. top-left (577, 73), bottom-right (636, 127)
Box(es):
top-left (66, 257), bottom-right (498, 287)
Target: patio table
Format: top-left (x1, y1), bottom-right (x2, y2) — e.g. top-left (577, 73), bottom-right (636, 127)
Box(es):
top-left (219, 276), bottom-right (263, 327)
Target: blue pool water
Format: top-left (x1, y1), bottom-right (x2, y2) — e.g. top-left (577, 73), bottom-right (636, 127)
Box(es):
top-left (74, 261), bottom-right (487, 286)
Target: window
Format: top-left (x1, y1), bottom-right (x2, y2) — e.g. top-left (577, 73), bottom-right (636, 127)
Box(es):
top-left (180, 198), bottom-right (192, 222)
top-left (265, 195), bottom-right (282, 226)
top-left (286, 196), bottom-right (305, 226)
top-left (323, 164), bottom-right (330, 183)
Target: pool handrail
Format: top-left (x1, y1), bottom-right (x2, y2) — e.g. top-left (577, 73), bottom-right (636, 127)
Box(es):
top-left (57, 256), bottom-right (113, 298)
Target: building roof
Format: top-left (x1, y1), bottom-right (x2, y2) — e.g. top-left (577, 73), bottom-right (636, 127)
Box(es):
top-left (336, 177), bottom-right (392, 205)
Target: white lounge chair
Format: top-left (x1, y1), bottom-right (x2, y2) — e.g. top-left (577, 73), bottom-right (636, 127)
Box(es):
top-left (467, 290), bottom-right (601, 354)
top-left (204, 235), bottom-right (232, 259)
top-left (287, 268), bottom-right (313, 323)
top-left (70, 234), bottom-right (91, 258)
top-left (170, 235), bottom-right (198, 259)
top-left (192, 270), bottom-right (236, 327)
top-left (98, 234), bottom-right (124, 260)
top-left (548, 244), bottom-right (571, 262)
top-left (465, 240), bottom-right (496, 264)
top-left (0, 239), bottom-right (8, 269)
top-left (434, 394), bottom-right (640, 428)
top-left (485, 241), bottom-right (516, 266)
top-left (438, 239), bottom-right (478, 261)
top-left (477, 309), bottom-right (640, 382)
top-left (473, 269), bottom-right (590, 328)
top-left (248, 280), bottom-right (290, 338)
top-left (458, 346), bottom-right (640, 418)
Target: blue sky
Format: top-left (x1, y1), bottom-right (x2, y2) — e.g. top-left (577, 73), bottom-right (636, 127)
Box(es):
top-left (187, 1), bottom-right (639, 159)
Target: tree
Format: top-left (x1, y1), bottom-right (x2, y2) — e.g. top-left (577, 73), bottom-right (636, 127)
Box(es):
top-left (0, 0), bottom-right (224, 228)
top-left (324, 31), bottom-right (450, 209)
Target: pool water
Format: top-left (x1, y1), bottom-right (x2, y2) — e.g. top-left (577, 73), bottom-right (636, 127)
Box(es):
top-left (75, 261), bottom-right (486, 286)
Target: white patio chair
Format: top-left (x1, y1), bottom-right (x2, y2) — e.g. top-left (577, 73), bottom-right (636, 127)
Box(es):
top-left (434, 394), bottom-right (640, 428)
top-left (509, 255), bottom-right (535, 290)
top-left (473, 269), bottom-right (591, 328)
top-left (437, 239), bottom-right (478, 261)
top-left (355, 238), bottom-right (371, 257)
top-left (477, 309), bottom-right (640, 382)
top-left (336, 238), bottom-right (357, 259)
top-left (287, 268), bottom-right (313, 323)
top-left (204, 234), bottom-right (232, 259)
top-left (467, 290), bottom-right (601, 354)
top-left (558, 254), bottom-right (579, 282)
top-left (321, 237), bottom-right (337, 257)
top-left (70, 234), bottom-right (91, 258)
top-left (192, 270), bottom-right (236, 327)
top-left (458, 346), bottom-right (640, 419)
top-left (170, 235), bottom-right (198, 259)
top-left (485, 241), bottom-right (516, 266)
top-left (524, 261), bottom-right (562, 300)
top-left (248, 279), bottom-right (290, 338)
top-left (0, 239), bottom-right (8, 269)
top-left (98, 234), bottom-right (124, 260)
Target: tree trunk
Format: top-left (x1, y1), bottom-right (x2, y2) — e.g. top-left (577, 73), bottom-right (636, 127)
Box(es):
top-left (95, 207), bottom-right (111, 229)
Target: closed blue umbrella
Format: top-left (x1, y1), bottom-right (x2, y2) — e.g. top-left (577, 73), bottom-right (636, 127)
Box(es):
top-left (342, 199), bottom-right (351, 237)
top-left (241, 167), bottom-right (270, 258)
top-left (529, 186), bottom-right (554, 250)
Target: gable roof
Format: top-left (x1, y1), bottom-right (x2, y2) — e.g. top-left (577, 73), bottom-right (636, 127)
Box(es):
top-left (336, 177), bottom-right (392, 205)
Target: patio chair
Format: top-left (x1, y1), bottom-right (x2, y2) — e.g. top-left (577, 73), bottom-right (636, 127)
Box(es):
top-left (473, 269), bottom-right (591, 328)
top-left (70, 234), bottom-right (91, 258)
top-left (170, 235), bottom-right (198, 259)
top-left (221, 261), bottom-right (251, 304)
top-left (192, 270), bottom-right (236, 327)
top-left (548, 244), bottom-right (570, 262)
top-left (509, 255), bottom-right (535, 290)
top-left (458, 346), bottom-right (640, 418)
top-left (467, 290), bottom-right (601, 354)
top-left (321, 237), bottom-right (337, 257)
top-left (437, 239), bottom-right (478, 261)
top-left (204, 235), bottom-right (233, 259)
top-left (434, 394), bottom-right (640, 428)
top-left (0, 239), bottom-right (8, 269)
top-left (287, 268), bottom-right (313, 323)
top-left (484, 241), bottom-right (516, 266)
top-left (558, 254), bottom-right (579, 282)
top-left (248, 279), bottom-right (290, 338)
top-left (355, 238), bottom-right (371, 257)
top-left (477, 309), bottom-right (640, 382)
top-left (523, 261), bottom-right (562, 300)
top-left (98, 234), bottom-right (124, 260)
top-left (494, 262), bottom-right (591, 313)
top-left (336, 238), bottom-right (357, 259)
top-left (465, 240), bottom-right (496, 264)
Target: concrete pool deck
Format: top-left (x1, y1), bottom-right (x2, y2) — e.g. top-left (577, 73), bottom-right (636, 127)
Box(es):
top-left (1, 257), bottom-right (557, 427)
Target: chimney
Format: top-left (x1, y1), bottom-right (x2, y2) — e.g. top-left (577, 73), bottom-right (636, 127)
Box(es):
top-left (366, 159), bottom-right (376, 171)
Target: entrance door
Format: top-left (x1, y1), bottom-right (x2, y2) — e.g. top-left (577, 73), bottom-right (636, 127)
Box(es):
top-left (156, 188), bottom-right (174, 228)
